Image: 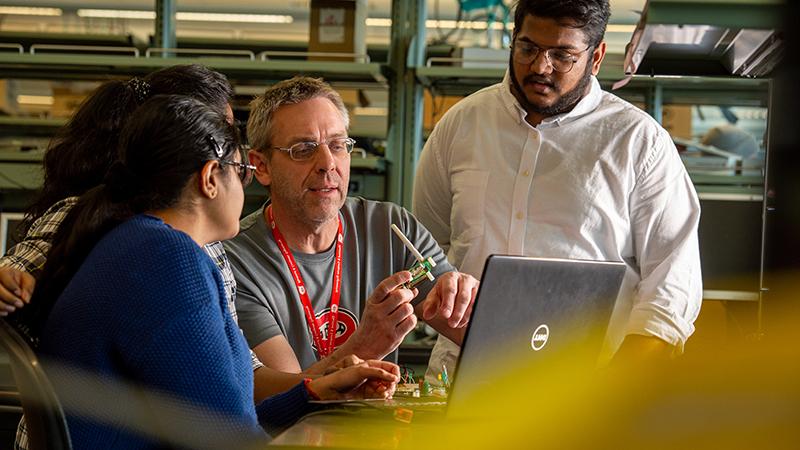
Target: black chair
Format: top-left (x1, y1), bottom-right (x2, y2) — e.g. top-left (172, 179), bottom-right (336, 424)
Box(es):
top-left (0, 320), bottom-right (71, 450)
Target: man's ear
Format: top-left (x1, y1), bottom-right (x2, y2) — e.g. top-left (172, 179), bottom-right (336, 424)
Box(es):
top-left (591, 41), bottom-right (607, 76)
top-left (249, 149), bottom-right (272, 187)
top-left (198, 160), bottom-right (221, 199)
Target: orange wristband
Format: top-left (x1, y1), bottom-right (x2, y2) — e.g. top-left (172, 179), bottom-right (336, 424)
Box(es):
top-left (303, 378), bottom-right (321, 400)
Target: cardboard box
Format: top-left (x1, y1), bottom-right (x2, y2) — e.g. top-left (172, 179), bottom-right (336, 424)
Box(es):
top-left (423, 90), bottom-right (463, 131)
top-left (308, 0), bottom-right (367, 62)
top-left (662, 105), bottom-right (693, 140)
top-left (50, 87), bottom-right (86, 118)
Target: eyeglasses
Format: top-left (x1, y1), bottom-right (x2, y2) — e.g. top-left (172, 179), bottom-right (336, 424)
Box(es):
top-left (219, 159), bottom-right (256, 187)
top-left (273, 137), bottom-right (356, 162)
top-left (511, 40), bottom-right (591, 73)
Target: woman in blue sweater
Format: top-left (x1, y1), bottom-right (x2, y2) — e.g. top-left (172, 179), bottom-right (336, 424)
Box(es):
top-left (33, 95), bottom-right (399, 448)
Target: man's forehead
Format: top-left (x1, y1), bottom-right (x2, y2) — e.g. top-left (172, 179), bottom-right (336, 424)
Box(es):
top-left (516, 14), bottom-right (589, 48)
top-left (271, 100), bottom-right (347, 142)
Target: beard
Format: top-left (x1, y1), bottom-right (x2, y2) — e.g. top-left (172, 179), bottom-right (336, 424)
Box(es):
top-left (509, 53), bottom-right (594, 118)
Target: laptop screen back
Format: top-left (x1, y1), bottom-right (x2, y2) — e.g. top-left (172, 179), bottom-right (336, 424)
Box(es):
top-left (446, 256), bottom-right (625, 415)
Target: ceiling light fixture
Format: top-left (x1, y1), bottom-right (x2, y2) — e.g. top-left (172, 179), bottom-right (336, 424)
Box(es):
top-left (77, 9), bottom-right (293, 24)
top-left (77, 9), bottom-right (155, 19)
top-left (0, 6), bottom-right (62, 16)
top-left (17, 95), bottom-right (55, 106)
top-left (607, 24), bottom-right (636, 33)
top-left (178, 12), bottom-right (293, 24)
top-left (366, 18), bottom-right (636, 34)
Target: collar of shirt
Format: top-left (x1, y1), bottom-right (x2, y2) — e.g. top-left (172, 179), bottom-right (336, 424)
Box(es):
top-left (501, 70), bottom-right (603, 129)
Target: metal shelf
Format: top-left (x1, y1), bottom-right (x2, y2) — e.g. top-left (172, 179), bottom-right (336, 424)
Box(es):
top-left (415, 62), bottom-right (768, 106)
top-left (0, 53), bottom-right (388, 86)
top-left (0, 117), bottom-right (66, 138)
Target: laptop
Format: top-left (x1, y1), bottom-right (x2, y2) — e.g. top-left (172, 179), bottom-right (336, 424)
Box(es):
top-left (311, 255), bottom-right (625, 416)
top-left (445, 255), bottom-right (625, 416)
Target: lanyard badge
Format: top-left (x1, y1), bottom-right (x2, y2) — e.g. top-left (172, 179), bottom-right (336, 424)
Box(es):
top-left (268, 205), bottom-right (343, 359)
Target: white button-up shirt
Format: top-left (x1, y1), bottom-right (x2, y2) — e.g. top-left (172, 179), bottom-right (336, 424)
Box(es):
top-left (413, 73), bottom-right (702, 366)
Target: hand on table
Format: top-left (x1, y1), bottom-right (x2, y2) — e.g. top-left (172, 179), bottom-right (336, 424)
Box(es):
top-left (309, 357), bottom-right (400, 400)
top-left (0, 267), bottom-right (35, 316)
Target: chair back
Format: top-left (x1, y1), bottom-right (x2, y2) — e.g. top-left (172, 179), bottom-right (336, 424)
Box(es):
top-left (0, 320), bottom-right (71, 450)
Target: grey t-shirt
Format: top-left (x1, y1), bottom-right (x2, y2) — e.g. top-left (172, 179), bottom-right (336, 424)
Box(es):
top-left (224, 197), bottom-right (454, 369)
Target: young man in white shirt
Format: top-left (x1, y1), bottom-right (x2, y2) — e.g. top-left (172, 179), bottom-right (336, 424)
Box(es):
top-left (413, 0), bottom-right (702, 374)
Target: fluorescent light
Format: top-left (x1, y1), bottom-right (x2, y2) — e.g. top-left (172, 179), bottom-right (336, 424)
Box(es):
top-left (366, 18), bottom-right (392, 27)
top-left (606, 24), bottom-right (636, 33)
top-left (0, 6), bottom-right (62, 16)
top-left (367, 18), bottom-right (636, 34)
top-left (77, 9), bottom-right (292, 24)
top-left (17, 95), bottom-right (54, 106)
top-left (367, 18), bottom-right (505, 30)
top-left (353, 107), bottom-right (388, 116)
top-left (77, 9), bottom-right (155, 19)
top-left (177, 12), bottom-right (293, 24)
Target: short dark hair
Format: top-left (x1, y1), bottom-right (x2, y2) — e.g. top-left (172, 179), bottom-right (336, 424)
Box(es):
top-left (513, 0), bottom-right (611, 48)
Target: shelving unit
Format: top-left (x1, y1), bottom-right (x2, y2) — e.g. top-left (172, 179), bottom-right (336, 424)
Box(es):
top-left (0, 0), bottom-right (778, 318)
top-left (0, 52), bottom-right (387, 85)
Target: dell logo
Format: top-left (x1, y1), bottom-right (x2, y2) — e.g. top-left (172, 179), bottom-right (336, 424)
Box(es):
top-left (531, 324), bottom-right (549, 351)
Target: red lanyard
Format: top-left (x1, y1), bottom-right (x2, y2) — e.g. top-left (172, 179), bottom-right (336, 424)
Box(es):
top-left (267, 205), bottom-right (343, 359)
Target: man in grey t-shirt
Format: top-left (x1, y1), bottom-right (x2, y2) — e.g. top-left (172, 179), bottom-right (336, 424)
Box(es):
top-left (225, 77), bottom-right (478, 380)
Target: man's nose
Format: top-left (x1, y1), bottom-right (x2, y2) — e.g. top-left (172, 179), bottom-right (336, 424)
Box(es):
top-left (529, 49), bottom-right (554, 75)
top-left (313, 143), bottom-right (337, 172)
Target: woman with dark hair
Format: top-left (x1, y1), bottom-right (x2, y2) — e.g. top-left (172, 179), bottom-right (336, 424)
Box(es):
top-left (0, 64), bottom-right (282, 450)
top-left (36, 95), bottom-right (398, 448)
top-left (0, 64), bottom-right (234, 316)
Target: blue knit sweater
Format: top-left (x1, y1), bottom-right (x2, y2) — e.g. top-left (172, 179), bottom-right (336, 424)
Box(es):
top-left (41, 215), bottom-right (313, 449)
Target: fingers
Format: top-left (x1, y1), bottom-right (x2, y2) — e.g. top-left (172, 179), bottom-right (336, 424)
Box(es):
top-left (365, 360), bottom-right (401, 378)
top-left (0, 283), bottom-right (22, 312)
top-left (423, 273), bottom-right (458, 321)
top-left (456, 286), bottom-right (477, 328)
top-left (363, 379), bottom-right (394, 399)
top-left (387, 301), bottom-right (415, 325)
top-left (368, 271), bottom-right (413, 304)
top-left (337, 354), bottom-right (362, 369)
top-left (448, 275), bottom-right (478, 328)
top-left (395, 314), bottom-right (417, 338)
top-left (353, 365), bottom-right (400, 383)
top-left (0, 268), bottom-right (27, 312)
top-left (17, 271), bottom-right (35, 303)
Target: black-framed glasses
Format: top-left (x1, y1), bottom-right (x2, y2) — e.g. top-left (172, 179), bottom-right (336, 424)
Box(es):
top-left (273, 137), bottom-right (356, 162)
top-left (220, 159), bottom-right (256, 187)
top-left (511, 40), bottom-right (591, 73)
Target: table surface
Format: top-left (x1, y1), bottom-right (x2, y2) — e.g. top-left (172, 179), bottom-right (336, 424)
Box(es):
top-left (269, 401), bottom-right (449, 449)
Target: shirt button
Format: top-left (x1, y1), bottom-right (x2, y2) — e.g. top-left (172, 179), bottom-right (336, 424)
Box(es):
top-left (516, 212), bottom-right (524, 220)
top-left (522, 170), bottom-right (531, 177)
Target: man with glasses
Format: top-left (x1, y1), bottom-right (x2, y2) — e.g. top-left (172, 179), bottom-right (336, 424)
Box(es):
top-left (414, 0), bottom-right (702, 376)
top-left (225, 77), bottom-right (478, 385)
